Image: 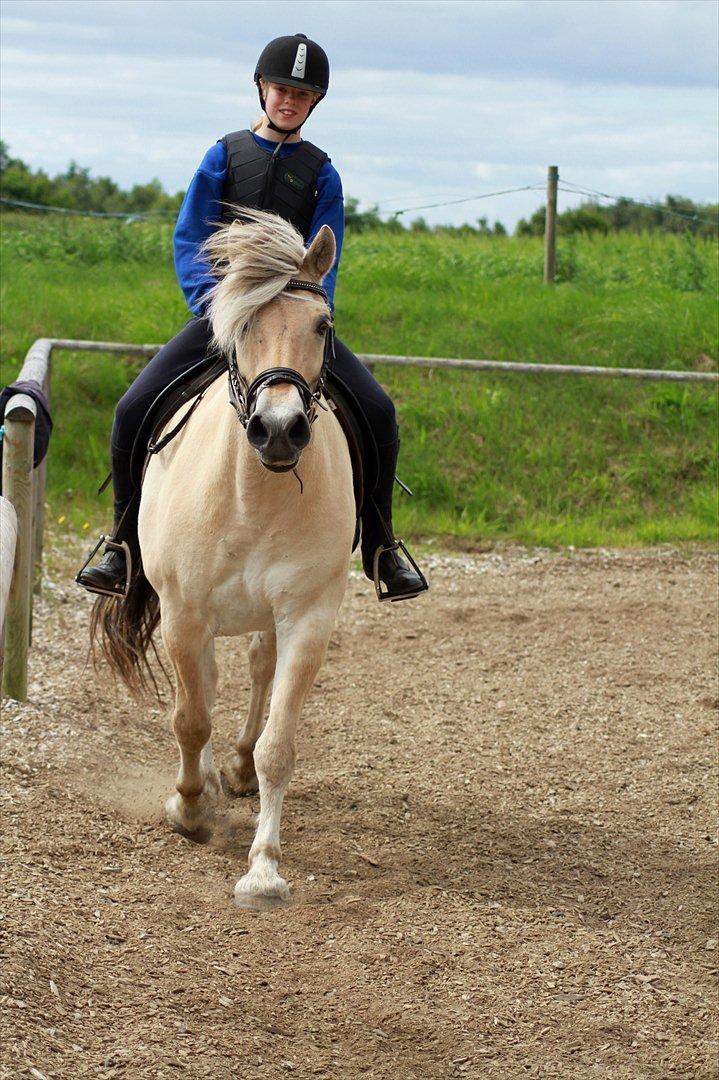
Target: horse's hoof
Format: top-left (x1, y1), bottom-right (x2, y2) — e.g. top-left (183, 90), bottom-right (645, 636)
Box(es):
top-left (233, 890), bottom-right (288, 912)
top-left (233, 869), bottom-right (290, 911)
top-left (165, 793), bottom-right (214, 843)
top-left (220, 760), bottom-right (259, 798)
top-left (171, 820), bottom-right (213, 845)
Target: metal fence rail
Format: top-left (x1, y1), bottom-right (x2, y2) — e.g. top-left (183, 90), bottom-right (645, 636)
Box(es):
top-left (1, 335), bottom-right (717, 700)
top-left (360, 354), bottom-right (719, 382)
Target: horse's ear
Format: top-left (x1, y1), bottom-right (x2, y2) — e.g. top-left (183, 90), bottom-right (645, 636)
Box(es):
top-left (301, 225), bottom-right (336, 283)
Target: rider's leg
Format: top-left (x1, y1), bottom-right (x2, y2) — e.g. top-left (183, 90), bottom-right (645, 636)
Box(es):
top-left (332, 338), bottom-right (428, 600)
top-left (77, 317), bottom-right (215, 594)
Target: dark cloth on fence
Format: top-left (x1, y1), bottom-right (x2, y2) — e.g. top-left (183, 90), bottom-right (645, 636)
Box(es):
top-left (0, 380), bottom-right (53, 478)
top-left (109, 317), bottom-right (399, 558)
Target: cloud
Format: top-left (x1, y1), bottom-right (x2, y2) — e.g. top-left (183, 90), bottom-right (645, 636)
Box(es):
top-left (2, 0), bottom-right (717, 86)
top-left (1, 1), bottom-right (716, 228)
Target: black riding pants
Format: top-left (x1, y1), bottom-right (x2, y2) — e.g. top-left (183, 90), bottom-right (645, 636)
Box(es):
top-left (111, 317), bottom-right (399, 559)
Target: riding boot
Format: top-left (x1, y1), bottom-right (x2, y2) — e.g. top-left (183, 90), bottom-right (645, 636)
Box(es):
top-left (361, 456), bottom-right (429, 602)
top-left (76, 490), bottom-right (140, 598)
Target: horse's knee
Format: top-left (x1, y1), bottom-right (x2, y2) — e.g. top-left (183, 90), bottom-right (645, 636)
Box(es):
top-left (254, 730), bottom-right (295, 788)
top-left (173, 705), bottom-right (211, 754)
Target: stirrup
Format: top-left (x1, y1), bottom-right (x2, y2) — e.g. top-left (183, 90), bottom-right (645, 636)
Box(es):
top-left (75, 535), bottom-right (132, 599)
top-left (372, 538), bottom-right (429, 603)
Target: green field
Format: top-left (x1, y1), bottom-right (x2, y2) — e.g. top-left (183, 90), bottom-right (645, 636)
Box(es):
top-left (1, 213), bottom-right (717, 547)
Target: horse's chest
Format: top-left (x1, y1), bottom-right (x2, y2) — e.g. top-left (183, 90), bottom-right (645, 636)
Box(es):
top-left (209, 569), bottom-right (275, 636)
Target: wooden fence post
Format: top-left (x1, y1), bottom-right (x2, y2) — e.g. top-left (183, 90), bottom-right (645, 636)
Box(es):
top-left (2, 396), bottom-right (36, 701)
top-left (544, 165), bottom-right (558, 284)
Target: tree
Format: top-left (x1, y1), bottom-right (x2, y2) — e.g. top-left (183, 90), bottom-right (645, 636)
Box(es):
top-left (0, 144), bottom-right (184, 215)
top-left (515, 196), bottom-right (717, 238)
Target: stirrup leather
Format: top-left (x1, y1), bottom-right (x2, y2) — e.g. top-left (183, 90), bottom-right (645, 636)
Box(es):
top-left (372, 538), bottom-right (429, 603)
top-left (75, 535), bottom-right (132, 599)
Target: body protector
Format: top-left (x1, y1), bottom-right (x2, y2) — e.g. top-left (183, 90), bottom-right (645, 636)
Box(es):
top-left (221, 129), bottom-right (329, 240)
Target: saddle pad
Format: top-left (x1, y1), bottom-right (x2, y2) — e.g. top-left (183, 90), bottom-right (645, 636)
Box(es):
top-left (129, 355), bottom-right (226, 492)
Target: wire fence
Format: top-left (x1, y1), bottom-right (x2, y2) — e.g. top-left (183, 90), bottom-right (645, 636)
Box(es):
top-left (0, 196), bottom-right (176, 221)
top-left (2, 171), bottom-right (717, 231)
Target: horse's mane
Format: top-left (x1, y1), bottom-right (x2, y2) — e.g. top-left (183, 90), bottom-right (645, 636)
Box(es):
top-left (201, 207), bottom-right (307, 357)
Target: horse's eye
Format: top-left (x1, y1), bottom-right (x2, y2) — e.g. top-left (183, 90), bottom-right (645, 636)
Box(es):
top-left (317, 321), bottom-right (329, 336)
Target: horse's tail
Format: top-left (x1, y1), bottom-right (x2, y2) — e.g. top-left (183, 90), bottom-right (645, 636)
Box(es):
top-left (89, 568), bottom-right (166, 699)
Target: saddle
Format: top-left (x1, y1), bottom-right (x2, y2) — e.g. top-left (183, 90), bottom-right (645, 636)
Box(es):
top-left (130, 357), bottom-right (380, 552)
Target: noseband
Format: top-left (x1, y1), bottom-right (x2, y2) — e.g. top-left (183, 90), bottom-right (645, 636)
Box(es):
top-left (227, 279), bottom-right (335, 429)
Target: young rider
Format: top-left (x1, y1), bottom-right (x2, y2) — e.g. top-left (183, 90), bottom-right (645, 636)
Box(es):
top-left (78, 33), bottom-right (428, 602)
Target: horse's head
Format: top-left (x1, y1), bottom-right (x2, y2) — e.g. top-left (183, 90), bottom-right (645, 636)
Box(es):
top-left (203, 209), bottom-right (336, 473)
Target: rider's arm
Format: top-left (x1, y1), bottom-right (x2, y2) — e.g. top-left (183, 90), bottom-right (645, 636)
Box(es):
top-left (173, 142), bottom-right (228, 316)
top-left (307, 161), bottom-right (344, 310)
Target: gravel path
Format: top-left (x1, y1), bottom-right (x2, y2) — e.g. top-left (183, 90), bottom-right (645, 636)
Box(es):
top-left (2, 546), bottom-right (717, 1079)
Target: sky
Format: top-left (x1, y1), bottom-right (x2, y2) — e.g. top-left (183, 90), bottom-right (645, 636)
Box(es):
top-left (1, 0), bottom-right (717, 230)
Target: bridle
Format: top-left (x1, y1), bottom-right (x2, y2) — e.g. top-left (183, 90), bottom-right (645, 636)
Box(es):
top-left (227, 279), bottom-right (335, 429)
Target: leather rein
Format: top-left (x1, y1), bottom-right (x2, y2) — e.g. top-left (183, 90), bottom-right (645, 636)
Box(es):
top-left (227, 279), bottom-right (335, 429)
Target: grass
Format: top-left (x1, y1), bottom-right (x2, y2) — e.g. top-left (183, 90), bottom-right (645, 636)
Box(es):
top-left (1, 213), bottom-right (717, 548)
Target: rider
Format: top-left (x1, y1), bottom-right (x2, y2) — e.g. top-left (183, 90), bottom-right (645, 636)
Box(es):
top-left (77, 33), bottom-right (428, 602)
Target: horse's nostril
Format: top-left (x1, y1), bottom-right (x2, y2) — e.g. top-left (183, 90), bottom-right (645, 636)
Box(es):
top-left (287, 414), bottom-right (311, 452)
top-left (246, 413), bottom-right (269, 449)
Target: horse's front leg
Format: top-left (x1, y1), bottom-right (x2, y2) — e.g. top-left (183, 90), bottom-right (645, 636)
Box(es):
top-left (223, 629), bottom-right (277, 796)
top-left (233, 613), bottom-right (333, 908)
top-left (163, 616), bottom-right (221, 843)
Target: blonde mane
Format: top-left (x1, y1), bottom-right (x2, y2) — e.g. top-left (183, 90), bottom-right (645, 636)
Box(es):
top-left (201, 207), bottom-right (308, 356)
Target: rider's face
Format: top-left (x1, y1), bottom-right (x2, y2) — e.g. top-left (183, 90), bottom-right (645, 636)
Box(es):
top-left (261, 81), bottom-right (318, 130)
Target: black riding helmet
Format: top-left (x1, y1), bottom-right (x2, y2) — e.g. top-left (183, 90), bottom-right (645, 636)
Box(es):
top-left (254, 33), bottom-right (330, 134)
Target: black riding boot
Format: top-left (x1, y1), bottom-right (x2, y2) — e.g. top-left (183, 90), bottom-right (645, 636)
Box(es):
top-left (361, 492), bottom-right (428, 603)
top-left (76, 494), bottom-right (139, 597)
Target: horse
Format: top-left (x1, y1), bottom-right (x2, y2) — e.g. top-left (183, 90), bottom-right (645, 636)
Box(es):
top-left (92, 208), bottom-right (355, 909)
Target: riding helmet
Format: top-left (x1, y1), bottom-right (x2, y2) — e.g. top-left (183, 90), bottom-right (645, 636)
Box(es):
top-left (254, 33), bottom-right (330, 98)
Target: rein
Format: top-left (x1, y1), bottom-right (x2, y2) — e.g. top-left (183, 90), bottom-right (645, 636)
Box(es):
top-left (228, 279), bottom-right (335, 429)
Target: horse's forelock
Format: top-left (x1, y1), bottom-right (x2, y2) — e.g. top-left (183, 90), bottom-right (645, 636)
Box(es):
top-left (202, 208), bottom-right (307, 357)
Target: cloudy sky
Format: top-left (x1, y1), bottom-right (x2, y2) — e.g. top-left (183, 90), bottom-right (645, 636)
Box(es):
top-left (1, 0), bottom-right (717, 229)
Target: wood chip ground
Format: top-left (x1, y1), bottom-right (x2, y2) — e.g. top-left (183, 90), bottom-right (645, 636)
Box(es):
top-left (1, 546), bottom-right (717, 1079)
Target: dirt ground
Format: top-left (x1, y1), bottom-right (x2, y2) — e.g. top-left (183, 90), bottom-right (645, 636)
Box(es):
top-left (1, 546), bottom-right (717, 1080)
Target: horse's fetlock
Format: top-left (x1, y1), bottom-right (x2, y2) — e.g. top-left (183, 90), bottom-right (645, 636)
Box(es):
top-left (250, 841), bottom-right (282, 867)
top-left (165, 791), bottom-right (215, 843)
top-left (176, 778), bottom-right (205, 799)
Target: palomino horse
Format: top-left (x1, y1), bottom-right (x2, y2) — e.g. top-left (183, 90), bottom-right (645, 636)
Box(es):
top-left (93, 209), bottom-right (355, 908)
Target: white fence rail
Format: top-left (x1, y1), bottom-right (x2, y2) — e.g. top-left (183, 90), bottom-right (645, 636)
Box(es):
top-left (360, 354), bottom-right (718, 382)
top-left (1, 336), bottom-right (717, 700)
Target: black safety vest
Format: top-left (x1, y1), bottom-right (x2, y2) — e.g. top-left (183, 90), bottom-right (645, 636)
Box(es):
top-left (221, 130), bottom-right (329, 241)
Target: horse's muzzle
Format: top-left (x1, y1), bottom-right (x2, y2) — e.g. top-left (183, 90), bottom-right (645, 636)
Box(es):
top-left (246, 408), bottom-right (311, 469)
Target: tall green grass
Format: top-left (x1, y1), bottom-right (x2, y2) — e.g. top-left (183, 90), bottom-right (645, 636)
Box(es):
top-left (1, 214), bottom-right (717, 547)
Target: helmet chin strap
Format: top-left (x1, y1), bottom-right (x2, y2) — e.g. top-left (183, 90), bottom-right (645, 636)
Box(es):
top-left (266, 116), bottom-right (300, 136)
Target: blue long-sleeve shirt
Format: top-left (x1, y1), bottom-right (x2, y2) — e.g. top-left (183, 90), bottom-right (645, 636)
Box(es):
top-left (173, 132), bottom-right (344, 314)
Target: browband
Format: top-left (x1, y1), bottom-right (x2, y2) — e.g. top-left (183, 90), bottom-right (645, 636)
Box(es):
top-left (284, 279), bottom-right (328, 300)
